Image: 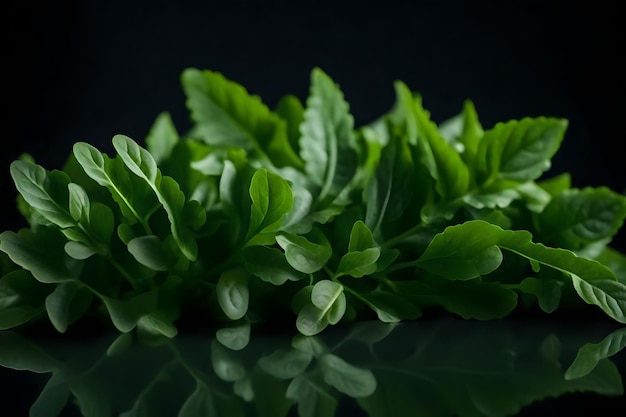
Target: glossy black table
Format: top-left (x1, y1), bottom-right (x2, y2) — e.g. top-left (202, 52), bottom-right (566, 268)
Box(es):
top-left (2, 314), bottom-right (625, 416)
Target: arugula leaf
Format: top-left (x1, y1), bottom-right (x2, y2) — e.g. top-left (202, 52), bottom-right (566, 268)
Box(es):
top-left (299, 67), bottom-right (358, 205)
top-left (145, 111), bottom-right (180, 164)
top-left (536, 187), bottom-right (626, 251)
top-left (475, 116), bottom-right (568, 184)
top-left (246, 168), bottom-right (293, 241)
top-left (113, 134), bottom-right (201, 261)
top-left (182, 68), bottom-right (302, 169)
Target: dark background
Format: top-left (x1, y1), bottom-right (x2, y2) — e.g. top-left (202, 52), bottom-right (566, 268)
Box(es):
top-left (3, 0), bottom-right (625, 246)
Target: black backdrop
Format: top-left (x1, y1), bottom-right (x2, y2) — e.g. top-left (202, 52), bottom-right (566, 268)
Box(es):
top-left (3, 0), bottom-right (625, 247)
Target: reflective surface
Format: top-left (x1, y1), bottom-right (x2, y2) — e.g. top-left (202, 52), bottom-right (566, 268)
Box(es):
top-left (2, 316), bottom-right (626, 416)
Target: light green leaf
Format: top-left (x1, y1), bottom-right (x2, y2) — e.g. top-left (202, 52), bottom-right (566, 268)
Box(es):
top-left (537, 187), bottom-right (626, 250)
top-left (0, 230), bottom-right (74, 284)
top-left (247, 168), bottom-right (293, 239)
top-left (137, 313), bottom-right (178, 338)
top-left (348, 220), bottom-right (376, 252)
top-left (258, 348), bottom-right (313, 379)
top-left (211, 339), bottom-right (246, 382)
top-left (413, 95), bottom-right (470, 201)
top-left (146, 111), bottom-right (179, 164)
top-left (299, 67), bottom-right (358, 203)
top-left (217, 268), bottom-right (249, 320)
top-left (565, 327), bottom-right (626, 380)
top-left (64, 241), bottom-right (96, 260)
top-left (275, 94), bottom-right (305, 153)
top-left (216, 322), bottom-right (250, 351)
top-left (113, 134), bottom-right (199, 261)
top-left (276, 229), bottom-right (332, 274)
top-left (476, 116), bottom-right (568, 183)
top-left (336, 248), bottom-right (380, 278)
top-left (45, 281), bottom-right (93, 333)
top-left (68, 183), bottom-right (90, 222)
top-left (286, 374), bottom-right (338, 417)
top-left (10, 160), bottom-right (75, 228)
top-left (182, 68), bottom-right (302, 168)
top-left (242, 245), bottom-right (303, 285)
top-left (73, 142), bottom-right (158, 227)
top-left (296, 303), bottom-right (330, 336)
top-left (318, 353), bottom-right (377, 398)
top-left (127, 235), bottom-right (176, 271)
top-left (571, 276), bottom-right (626, 324)
top-left (101, 289), bottom-right (158, 333)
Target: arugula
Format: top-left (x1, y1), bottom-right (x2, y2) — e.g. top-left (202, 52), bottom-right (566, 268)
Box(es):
top-left (2, 66), bottom-right (626, 338)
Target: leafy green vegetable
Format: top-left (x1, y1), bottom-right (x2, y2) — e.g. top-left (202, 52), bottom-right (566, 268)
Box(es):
top-left (2, 66), bottom-right (626, 337)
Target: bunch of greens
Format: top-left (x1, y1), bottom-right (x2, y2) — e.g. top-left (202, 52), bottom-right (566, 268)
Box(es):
top-left (2, 67), bottom-right (626, 339)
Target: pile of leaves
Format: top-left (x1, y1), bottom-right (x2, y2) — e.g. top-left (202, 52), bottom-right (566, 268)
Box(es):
top-left (2, 67), bottom-right (626, 341)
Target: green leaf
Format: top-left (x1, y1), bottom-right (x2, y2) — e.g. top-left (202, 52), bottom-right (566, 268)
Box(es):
top-left (127, 235), bottom-right (176, 271)
top-left (216, 322), bottom-right (251, 351)
top-left (182, 68), bottom-right (302, 168)
top-left (68, 182), bottom-right (90, 222)
top-left (318, 353), bottom-right (377, 398)
top-left (30, 373), bottom-right (71, 417)
top-left (0, 331), bottom-right (59, 372)
top-left (475, 116), bottom-right (568, 183)
top-left (10, 160), bottom-right (74, 228)
top-left (258, 348), bottom-right (313, 379)
top-left (177, 381), bottom-right (216, 417)
top-left (211, 339), bottom-right (246, 382)
top-left (565, 327), bottom-right (626, 380)
top-left (299, 67), bottom-right (358, 203)
top-left (216, 268), bottom-right (249, 320)
top-left (418, 220), bottom-right (626, 322)
top-left (286, 374), bottom-right (338, 417)
top-left (439, 99), bottom-right (483, 170)
top-left (536, 187), bottom-right (626, 250)
top-left (275, 94), bottom-right (305, 154)
top-left (276, 229), bottom-right (332, 274)
top-left (518, 277), bottom-right (562, 313)
top-left (113, 134), bottom-right (200, 261)
top-left (146, 111), bottom-right (179, 164)
top-left (416, 227), bottom-right (504, 280)
top-left (364, 128), bottom-right (415, 232)
top-left (348, 220), bottom-right (376, 252)
top-left (395, 279), bottom-right (518, 320)
top-left (413, 95), bottom-right (470, 201)
top-left (296, 303), bottom-right (330, 336)
top-left (311, 280), bottom-right (346, 325)
top-left (73, 142), bottom-right (158, 227)
top-left (64, 241), bottom-right (96, 260)
top-left (337, 247), bottom-right (380, 278)
top-left (0, 229), bottom-right (74, 284)
top-left (242, 245), bottom-right (303, 285)
top-left (247, 168), bottom-right (293, 240)
top-left (571, 276), bottom-right (626, 324)
top-left (101, 289), bottom-right (158, 333)
top-left (45, 281), bottom-right (93, 333)
top-left (137, 313), bottom-right (178, 338)
top-left (359, 290), bottom-right (422, 323)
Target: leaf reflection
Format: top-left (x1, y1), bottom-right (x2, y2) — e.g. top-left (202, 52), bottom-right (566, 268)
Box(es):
top-left (1, 318), bottom-right (625, 417)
